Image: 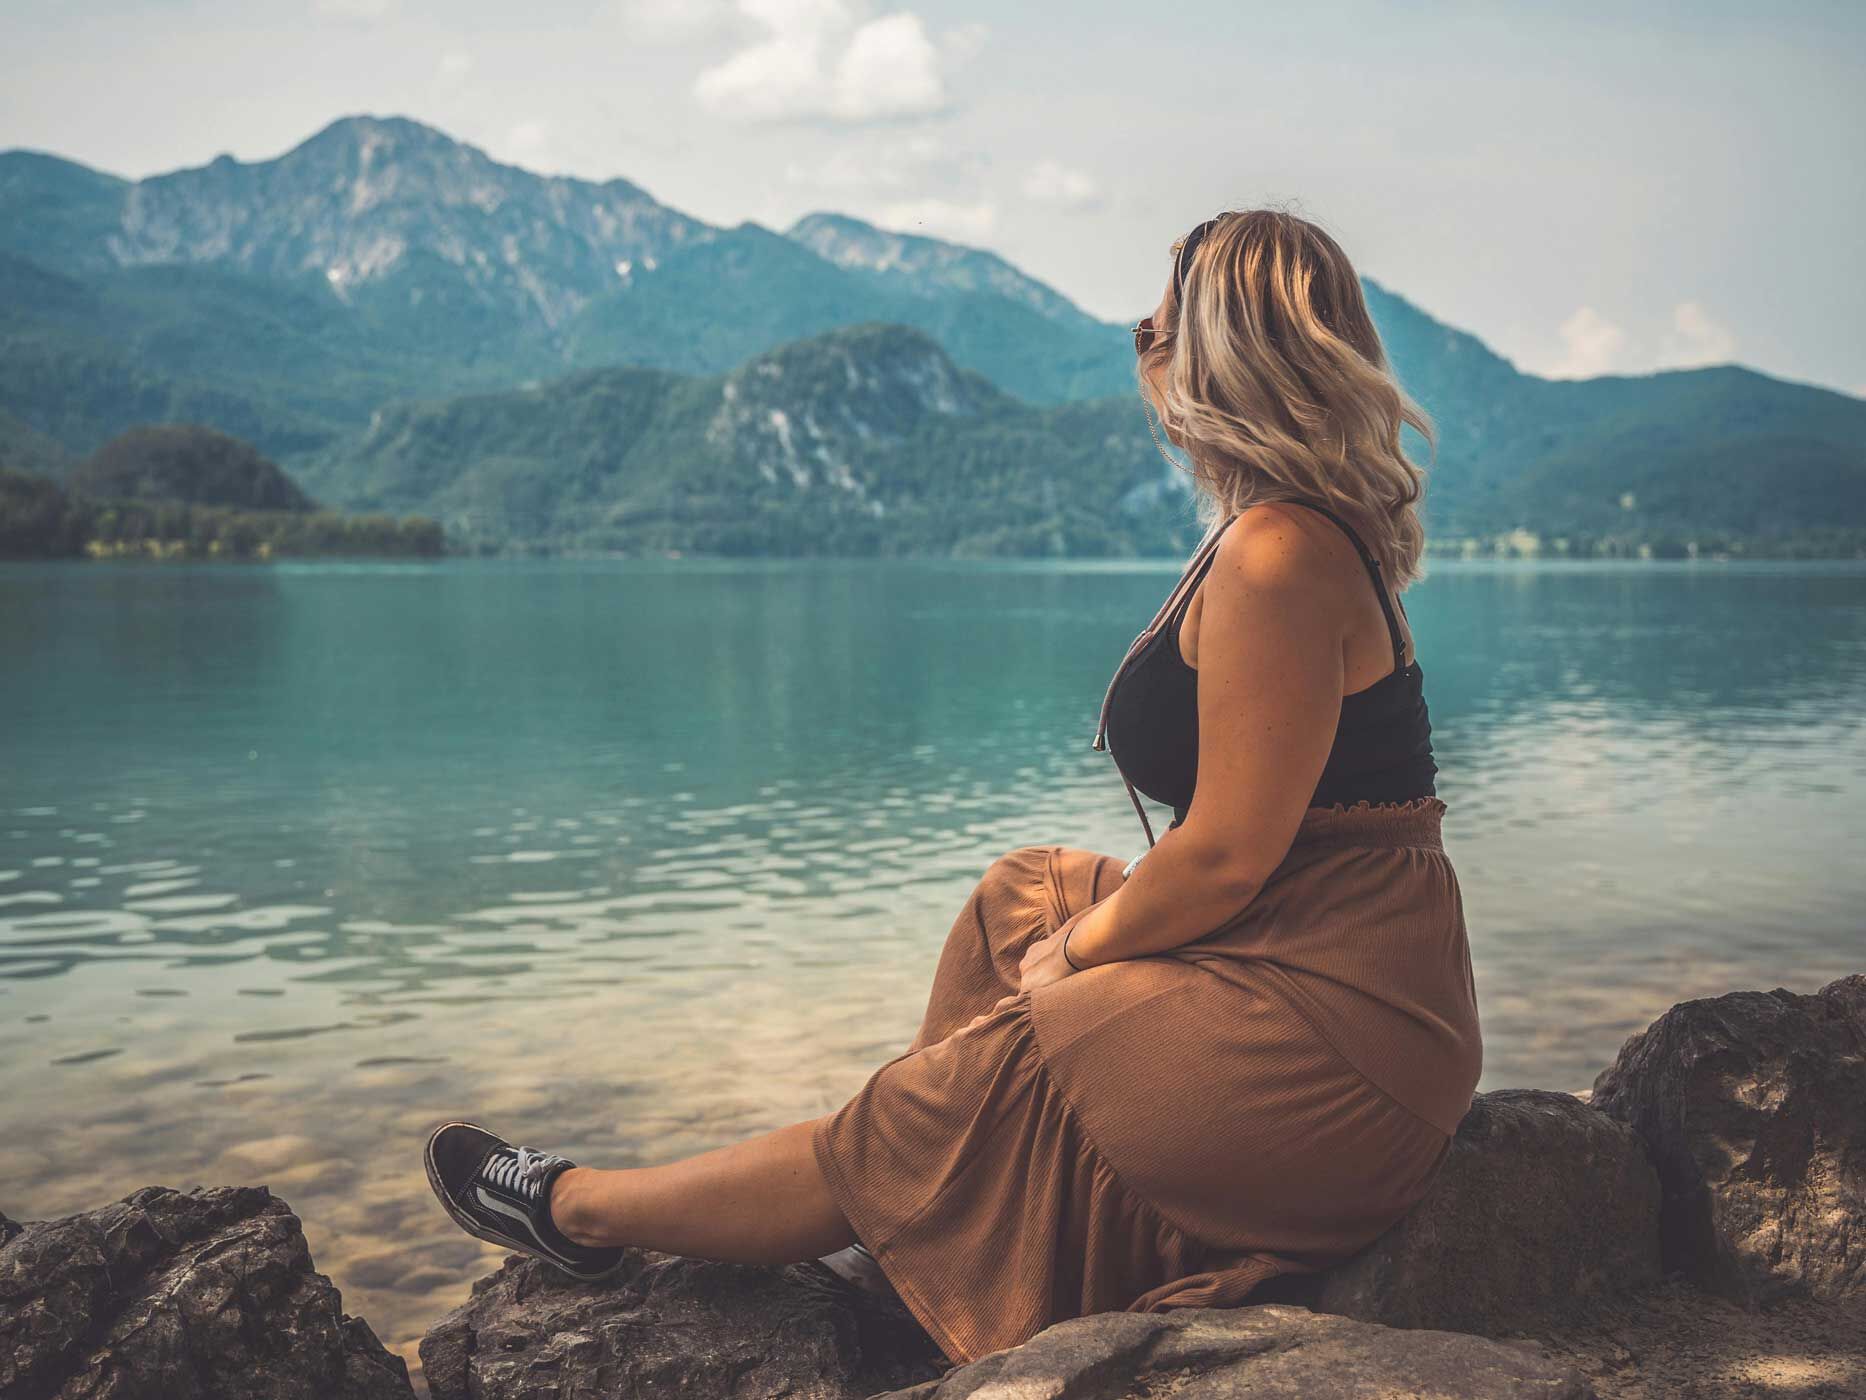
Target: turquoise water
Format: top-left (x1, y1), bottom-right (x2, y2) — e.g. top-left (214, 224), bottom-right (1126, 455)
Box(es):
top-left (3, 557), bottom-right (1864, 1358)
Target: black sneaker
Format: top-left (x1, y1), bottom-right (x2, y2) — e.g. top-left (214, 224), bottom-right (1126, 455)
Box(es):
top-left (818, 1239), bottom-right (896, 1298)
top-left (424, 1121), bottom-right (627, 1281)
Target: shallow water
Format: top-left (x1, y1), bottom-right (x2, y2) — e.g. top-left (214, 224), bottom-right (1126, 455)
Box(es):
top-left (3, 556), bottom-right (1863, 1363)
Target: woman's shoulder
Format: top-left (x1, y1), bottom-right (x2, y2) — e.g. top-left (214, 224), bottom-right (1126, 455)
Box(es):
top-left (1209, 501), bottom-right (1340, 587)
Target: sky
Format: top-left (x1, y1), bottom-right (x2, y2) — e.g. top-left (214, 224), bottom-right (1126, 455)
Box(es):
top-left (5, 0), bottom-right (1863, 396)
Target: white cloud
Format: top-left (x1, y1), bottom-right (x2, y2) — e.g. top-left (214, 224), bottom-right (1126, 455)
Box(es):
top-left (1023, 159), bottom-right (1099, 210)
top-left (832, 13), bottom-right (943, 119)
top-left (1656, 300), bottom-right (1738, 369)
top-left (695, 1), bottom-right (956, 123)
top-left (437, 51), bottom-right (473, 82)
top-left (1547, 305), bottom-right (1626, 378)
top-left (878, 197), bottom-right (996, 243)
top-left (1545, 300), bottom-right (1738, 379)
top-left (746, 0), bottom-right (846, 25)
top-left (694, 30), bottom-right (822, 120)
top-left (618, 0), bottom-right (732, 43)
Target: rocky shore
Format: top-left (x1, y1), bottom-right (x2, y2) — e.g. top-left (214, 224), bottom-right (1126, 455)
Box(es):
top-left (4, 974), bottom-right (1861, 1399)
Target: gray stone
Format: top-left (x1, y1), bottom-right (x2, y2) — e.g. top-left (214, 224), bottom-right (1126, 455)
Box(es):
top-left (419, 1249), bottom-right (947, 1400)
top-left (17, 971), bottom-right (1860, 1399)
top-left (1313, 1089), bottom-right (1664, 1335)
top-left (1590, 972), bottom-right (1866, 1306)
top-left (871, 1304), bottom-right (1595, 1399)
top-left (0, 1184), bottom-right (412, 1400)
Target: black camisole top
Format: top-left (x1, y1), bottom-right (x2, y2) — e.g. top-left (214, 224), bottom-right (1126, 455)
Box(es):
top-left (1091, 498), bottom-right (1436, 845)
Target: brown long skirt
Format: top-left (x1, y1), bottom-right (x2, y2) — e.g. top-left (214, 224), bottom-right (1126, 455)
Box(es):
top-left (811, 795), bottom-right (1484, 1366)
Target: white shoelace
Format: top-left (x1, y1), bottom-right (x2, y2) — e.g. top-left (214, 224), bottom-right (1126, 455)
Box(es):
top-left (480, 1144), bottom-right (570, 1200)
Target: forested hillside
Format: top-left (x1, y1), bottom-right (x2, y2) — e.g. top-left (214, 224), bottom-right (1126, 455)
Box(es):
top-left (3, 114), bottom-right (1861, 558)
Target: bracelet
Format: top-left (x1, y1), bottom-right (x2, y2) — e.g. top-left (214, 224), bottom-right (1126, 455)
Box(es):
top-left (1061, 922), bottom-right (1086, 972)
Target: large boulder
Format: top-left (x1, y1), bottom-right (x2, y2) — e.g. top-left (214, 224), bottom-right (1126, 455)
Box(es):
top-left (0, 1185), bottom-right (412, 1400)
top-left (1590, 973), bottom-right (1866, 1306)
top-left (417, 1091), bottom-right (1663, 1397)
top-left (419, 1249), bottom-right (947, 1400)
top-left (1313, 1089), bottom-right (1663, 1334)
top-left (871, 1305), bottom-right (1594, 1399)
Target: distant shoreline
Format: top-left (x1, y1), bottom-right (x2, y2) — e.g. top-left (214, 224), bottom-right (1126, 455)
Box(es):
top-left (8, 543), bottom-right (1865, 566)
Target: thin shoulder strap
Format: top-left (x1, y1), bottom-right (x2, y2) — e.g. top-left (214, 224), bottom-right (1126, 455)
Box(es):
top-left (1140, 512), bottom-right (1235, 642)
top-left (1091, 512), bottom-right (1238, 851)
top-left (1092, 512), bottom-right (1234, 747)
top-left (1283, 498), bottom-right (1406, 669)
top-left (1168, 539), bottom-right (1226, 630)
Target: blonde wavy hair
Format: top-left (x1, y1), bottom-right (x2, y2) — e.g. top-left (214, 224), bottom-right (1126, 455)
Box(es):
top-left (1140, 208), bottom-right (1436, 586)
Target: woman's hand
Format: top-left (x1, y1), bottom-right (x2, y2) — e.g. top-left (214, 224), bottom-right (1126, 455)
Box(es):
top-left (1017, 908), bottom-right (1093, 994)
top-left (957, 908), bottom-right (1102, 1033)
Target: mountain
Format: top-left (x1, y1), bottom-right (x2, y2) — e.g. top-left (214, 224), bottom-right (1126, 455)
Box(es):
top-left (1499, 367), bottom-right (1866, 536)
top-left (0, 117), bottom-right (709, 460)
top-left (0, 249), bottom-right (411, 457)
top-left (1, 116), bottom-right (707, 326)
top-left (0, 424), bottom-right (443, 560)
top-left (786, 212), bottom-right (1098, 327)
top-left (2, 114), bottom-right (1862, 555)
top-left (297, 321), bottom-right (1866, 558)
top-left (295, 323), bottom-right (1191, 556)
top-left (0, 151), bottom-right (129, 269)
top-left (0, 408), bottom-right (74, 476)
top-left (0, 115), bottom-right (1128, 435)
top-left (561, 219), bottom-right (1135, 404)
top-left (298, 321), bottom-right (1866, 557)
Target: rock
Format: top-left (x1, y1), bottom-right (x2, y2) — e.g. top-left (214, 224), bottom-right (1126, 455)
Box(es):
top-left (1590, 973), bottom-right (1866, 1306)
top-left (1517, 1275), bottom-right (1866, 1399)
top-left (0, 1184), bottom-right (413, 1400)
top-left (419, 1249), bottom-right (948, 1400)
top-left (13, 972), bottom-right (1859, 1399)
top-left (1313, 1089), bottom-right (1663, 1335)
top-left (416, 1092), bottom-right (1666, 1396)
top-left (870, 1304), bottom-right (1594, 1398)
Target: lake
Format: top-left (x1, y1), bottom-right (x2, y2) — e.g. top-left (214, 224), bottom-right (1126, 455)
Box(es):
top-left (3, 556), bottom-right (1863, 1367)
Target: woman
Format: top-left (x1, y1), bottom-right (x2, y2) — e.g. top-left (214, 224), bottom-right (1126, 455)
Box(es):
top-left (422, 208), bottom-right (1484, 1367)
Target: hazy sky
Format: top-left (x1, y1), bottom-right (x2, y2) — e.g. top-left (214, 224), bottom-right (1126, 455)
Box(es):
top-left (6, 0), bottom-right (1862, 395)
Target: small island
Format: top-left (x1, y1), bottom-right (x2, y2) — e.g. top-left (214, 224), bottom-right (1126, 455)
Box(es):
top-left (0, 423), bottom-right (444, 561)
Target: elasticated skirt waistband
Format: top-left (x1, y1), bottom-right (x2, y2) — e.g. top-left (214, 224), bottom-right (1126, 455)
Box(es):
top-left (1286, 795), bottom-right (1446, 852)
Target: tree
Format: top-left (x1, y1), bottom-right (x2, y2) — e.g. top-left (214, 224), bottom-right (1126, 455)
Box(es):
top-left (68, 424), bottom-right (318, 512)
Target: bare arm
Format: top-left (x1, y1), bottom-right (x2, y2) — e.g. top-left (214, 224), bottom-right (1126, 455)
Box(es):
top-left (1037, 505), bottom-right (1347, 973)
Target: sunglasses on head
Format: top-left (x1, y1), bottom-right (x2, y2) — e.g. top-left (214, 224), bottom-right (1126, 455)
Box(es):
top-left (1130, 216), bottom-right (1219, 357)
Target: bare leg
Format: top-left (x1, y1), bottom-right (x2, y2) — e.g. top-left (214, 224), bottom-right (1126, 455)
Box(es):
top-left (548, 1117), bottom-right (856, 1264)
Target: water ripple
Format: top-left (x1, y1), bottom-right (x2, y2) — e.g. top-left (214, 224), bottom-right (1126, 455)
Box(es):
top-left (1, 557), bottom-right (1862, 1358)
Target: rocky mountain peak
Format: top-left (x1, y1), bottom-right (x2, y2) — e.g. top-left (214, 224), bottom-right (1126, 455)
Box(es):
top-left (786, 212), bottom-right (1096, 328)
top-left (723, 324), bottom-right (999, 423)
top-left (708, 324), bottom-right (1003, 505)
top-left (93, 114), bottom-right (705, 328)
top-left (298, 113), bottom-right (461, 157)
